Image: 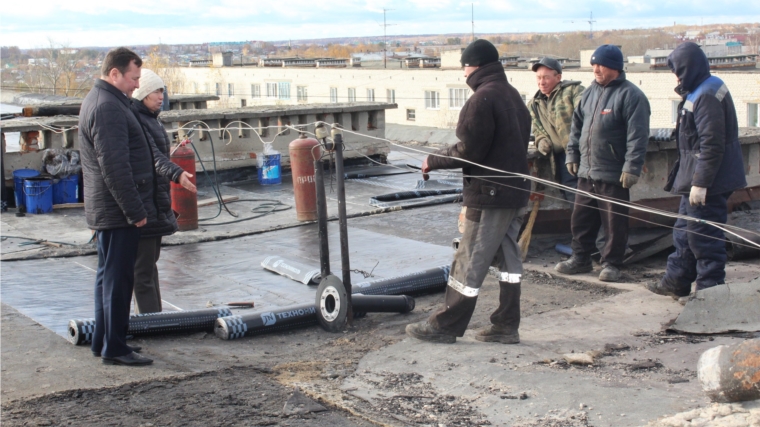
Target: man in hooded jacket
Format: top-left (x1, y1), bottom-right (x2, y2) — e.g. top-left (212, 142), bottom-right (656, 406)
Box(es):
top-left (406, 40), bottom-right (530, 344)
top-left (648, 42), bottom-right (746, 299)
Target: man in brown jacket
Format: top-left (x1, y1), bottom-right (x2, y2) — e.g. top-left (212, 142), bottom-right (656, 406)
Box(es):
top-left (406, 39), bottom-right (531, 344)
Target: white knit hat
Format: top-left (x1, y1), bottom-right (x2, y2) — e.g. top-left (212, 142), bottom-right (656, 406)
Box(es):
top-left (132, 69), bottom-right (165, 101)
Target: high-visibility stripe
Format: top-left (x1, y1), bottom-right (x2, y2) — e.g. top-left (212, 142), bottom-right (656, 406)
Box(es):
top-left (447, 275), bottom-right (479, 297)
top-left (499, 272), bottom-right (521, 283)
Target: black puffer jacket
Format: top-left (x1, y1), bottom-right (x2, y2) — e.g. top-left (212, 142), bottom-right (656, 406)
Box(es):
top-left (131, 100), bottom-right (185, 238)
top-left (427, 61), bottom-right (531, 209)
top-left (664, 42), bottom-right (746, 195)
top-left (566, 71), bottom-right (651, 185)
top-left (79, 79), bottom-right (156, 230)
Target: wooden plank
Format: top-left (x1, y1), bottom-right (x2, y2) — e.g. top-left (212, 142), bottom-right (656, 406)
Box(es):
top-left (53, 203), bottom-right (84, 209)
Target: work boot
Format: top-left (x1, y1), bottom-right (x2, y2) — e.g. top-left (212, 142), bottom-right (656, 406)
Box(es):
top-left (477, 281), bottom-right (520, 344)
top-left (475, 325), bottom-right (520, 344)
top-left (646, 276), bottom-right (691, 300)
top-left (555, 255), bottom-right (592, 275)
top-left (598, 263), bottom-right (621, 282)
top-left (405, 321), bottom-right (456, 344)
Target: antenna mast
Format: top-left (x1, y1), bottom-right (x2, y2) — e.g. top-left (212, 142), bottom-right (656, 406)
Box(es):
top-left (587, 11), bottom-right (596, 39)
top-left (471, 3), bottom-right (475, 43)
top-left (381, 8), bottom-right (395, 69)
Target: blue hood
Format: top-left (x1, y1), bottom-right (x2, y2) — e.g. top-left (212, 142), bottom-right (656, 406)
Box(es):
top-left (667, 42), bottom-right (711, 96)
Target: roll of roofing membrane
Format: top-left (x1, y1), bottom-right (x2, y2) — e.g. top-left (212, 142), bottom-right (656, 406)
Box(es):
top-left (215, 294), bottom-right (416, 340)
top-left (353, 265), bottom-right (450, 296)
top-left (67, 307), bottom-right (233, 345)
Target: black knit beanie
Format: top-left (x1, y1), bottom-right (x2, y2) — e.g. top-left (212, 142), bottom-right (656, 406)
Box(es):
top-left (460, 39), bottom-right (499, 67)
top-left (590, 45), bottom-right (624, 71)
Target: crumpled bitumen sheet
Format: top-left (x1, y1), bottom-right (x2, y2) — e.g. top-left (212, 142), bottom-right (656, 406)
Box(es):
top-left (669, 277), bottom-right (760, 334)
top-left (42, 148), bottom-right (81, 178)
top-left (261, 255), bottom-right (321, 285)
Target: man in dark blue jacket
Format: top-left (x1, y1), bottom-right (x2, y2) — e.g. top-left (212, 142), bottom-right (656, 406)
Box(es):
top-left (79, 47), bottom-right (155, 366)
top-left (555, 45), bottom-right (650, 282)
top-left (648, 42), bottom-right (746, 299)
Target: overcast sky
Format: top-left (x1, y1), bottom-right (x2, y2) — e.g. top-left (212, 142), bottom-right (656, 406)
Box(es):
top-left (2, 0), bottom-right (758, 49)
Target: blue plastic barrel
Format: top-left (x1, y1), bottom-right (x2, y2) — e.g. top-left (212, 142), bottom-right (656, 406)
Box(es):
top-left (13, 169), bottom-right (40, 210)
top-left (52, 175), bottom-right (79, 204)
top-left (24, 177), bottom-right (53, 214)
top-left (258, 153), bottom-right (282, 185)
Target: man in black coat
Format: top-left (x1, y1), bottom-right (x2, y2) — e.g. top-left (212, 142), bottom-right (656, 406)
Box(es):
top-left (406, 40), bottom-right (531, 344)
top-left (79, 47), bottom-right (155, 366)
top-left (648, 42), bottom-right (746, 299)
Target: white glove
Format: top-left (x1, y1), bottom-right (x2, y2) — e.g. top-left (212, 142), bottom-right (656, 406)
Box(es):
top-left (537, 140), bottom-right (552, 156)
top-left (689, 186), bottom-right (707, 207)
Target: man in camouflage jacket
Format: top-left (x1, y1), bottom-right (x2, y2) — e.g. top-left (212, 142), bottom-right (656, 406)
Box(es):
top-left (529, 57), bottom-right (584, 201)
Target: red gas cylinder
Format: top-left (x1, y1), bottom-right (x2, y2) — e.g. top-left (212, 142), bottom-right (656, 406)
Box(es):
top-left (170, 144), bottom-right (198, 231)
top-left (289, 134), bottom-right (320, 221)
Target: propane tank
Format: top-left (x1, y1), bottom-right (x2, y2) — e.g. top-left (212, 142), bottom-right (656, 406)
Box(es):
top-left (170, 143), bottom-right (198, 231)
top-left (288, 134), bottom-right (320, 221)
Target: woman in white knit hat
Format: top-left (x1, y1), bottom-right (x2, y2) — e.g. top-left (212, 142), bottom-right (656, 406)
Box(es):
top-left (130, 69), bottom-right (196, 314)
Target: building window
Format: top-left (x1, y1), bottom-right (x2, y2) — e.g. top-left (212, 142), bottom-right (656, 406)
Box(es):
top-left (449, 88), bottom-right (469, 109)
top-left (424, 91), bottom-right (440, 109)
top-left (278, 82), bottom-right (291, 100)
top-left (215, 82), bottom-right (221, 96)
top-left (348, 88), bottom-right (356, 102)
top-left (672, 100), bottom-right (681, 124)
top-left (520, 94), bottom-right (527, 104)
top-left (228, 83), bottom-right (234, 97)
top-left (240, 99), bottom-right (247, 107)
top-left (251, 84), bottom-right (261, 98)
top-left (330, 87), bottom-right (338, 103)
top-left (266, 83), bottom-right (278, 98)
top-left (406, 109), bottom-right (416, 121)
top-left (387, 89), bottom-right (396, 103)
top-left (748, 103), bottom-right (759, 127)
top-left (297, 86), bottom-right (308, 102)
top-left (366, 88), bottom-right (375, 102)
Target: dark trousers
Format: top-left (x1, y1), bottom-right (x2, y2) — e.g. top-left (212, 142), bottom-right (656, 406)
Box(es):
top-left (92, 226), bottom-right (141, 358)
top-left (134, 236), bottom-right (163, 314)
top-left (664, 192), bottom-right (731, 291)
top-left (570, 178), bottom-right (629, 266)
top-left (429, 208), bottom-right (524, 336)
top-left (554, 151), bottom-right (578, 202)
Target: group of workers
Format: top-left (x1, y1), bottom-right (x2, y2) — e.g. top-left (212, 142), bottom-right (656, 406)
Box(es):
top-left (80, 40), bottom-right (747, 363)
top-left (406, 39), bottom-right (746, 344)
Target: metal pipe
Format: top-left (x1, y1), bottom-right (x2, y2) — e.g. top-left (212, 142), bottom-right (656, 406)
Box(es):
top-left (332, 128), bottom-right (353, 323)
top-left (67, 307), bottom-right (233, 345)
top-left (314, 154), bottom-right (331, 277)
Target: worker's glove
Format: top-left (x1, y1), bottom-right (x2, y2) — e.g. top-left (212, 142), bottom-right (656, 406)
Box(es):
top-left (566, 163), bottom-right (578, 176)
top-left (619, 172), bottom-right (639, 189)
top-left (689, 186), bottom-right (707, 207)
top-left (537, 140), bottom-right (552, 156)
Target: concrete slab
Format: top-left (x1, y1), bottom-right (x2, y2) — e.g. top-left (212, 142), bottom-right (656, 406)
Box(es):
top-left (340, 285), bottom-right (745, 426)
top-left (670, 277), bottom-right (760, 334)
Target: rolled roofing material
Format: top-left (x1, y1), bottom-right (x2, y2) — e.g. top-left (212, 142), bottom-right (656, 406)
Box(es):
top-left (67, 307), bottom-right (233, 345)
top-left (369, 188), bottom-right (463, 208)
top-left (353, 265), bottom-right (450, 296)
top-left (261, 255), bottom-right (321, 285)
top-left (215, 294), bottom-right (415, 340)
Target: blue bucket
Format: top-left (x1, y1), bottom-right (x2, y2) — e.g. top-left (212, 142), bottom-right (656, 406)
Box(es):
top-left (13, 169), bottom-right (40, 209)
top-left (258, 153), bottom-right (282, 185)
top-left (24, 177), bottom-right (53, 214)
top-left (53, 175), bottom-right (79, 204)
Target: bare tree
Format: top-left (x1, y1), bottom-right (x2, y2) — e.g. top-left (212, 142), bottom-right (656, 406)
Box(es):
top-left (23, 39), bottom-right (92, 97)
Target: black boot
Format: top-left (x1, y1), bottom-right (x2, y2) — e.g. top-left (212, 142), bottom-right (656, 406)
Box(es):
top-left (555, 255), bottom-right (593, 274)
top-left (476, 281), bottom-right (520, 344)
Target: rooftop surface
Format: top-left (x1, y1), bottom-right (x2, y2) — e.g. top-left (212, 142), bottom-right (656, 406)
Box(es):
top-left (1, 147), bottom-right (759, 426)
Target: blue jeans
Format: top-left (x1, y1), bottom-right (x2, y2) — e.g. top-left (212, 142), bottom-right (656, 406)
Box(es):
top-left (91, 226), bottom-right (141, 358)
top-left (664, 192), bottom-right (731, 291)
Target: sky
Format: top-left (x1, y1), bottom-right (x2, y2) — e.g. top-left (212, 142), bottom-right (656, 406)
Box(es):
top-left (2, 0), bottom-right (759, 49)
